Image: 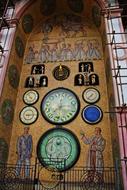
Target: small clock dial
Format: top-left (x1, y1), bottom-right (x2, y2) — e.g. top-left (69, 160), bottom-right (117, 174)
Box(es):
top-left (23, 90), bottom-right (39, 105)
top-left (82, 105), bottom-right (103, 124)
top-left (41, 88), bottom-right (80, 125)
top-left (19, 106), bottom-right (38, 125)
top-left (53, 65), bottom-right (70, 81)
top-left (82, 88), bottom-right (100, 104)
top-left (37, 128), bottom-right (80, 171)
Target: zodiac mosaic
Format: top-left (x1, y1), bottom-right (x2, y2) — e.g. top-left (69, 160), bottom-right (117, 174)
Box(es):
top-left (67, 0), bottom-right (84, 13)
top-left (0, 138), bottom-right (8, 164)
top-left (22, 14), bottom-right (33, 33)
top-left (74, 62), bottom-right (99, 86)
top-left (1, 99), bottom-right (14, 125)
top-left (15, 36), bottom-right (24, 58)
top-left (8, 65), bottom-right (19, 89)
top-left (92, 5), bottom-right (101, 28)
top-left (40, 14), bottom-right (87, 39)
top-left (40, 0), bottom-right (56, 16)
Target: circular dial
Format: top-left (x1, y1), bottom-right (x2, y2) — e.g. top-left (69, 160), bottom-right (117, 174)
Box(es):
top-left (37, 128), bottom-right (80, 171)
top-left (53, 65), bottom-right (70, 81)
top-left (82, 105), bottom-right (103, 124)
top-left (41, 88), bottom-right (80, 124)
top-left (82, 88), bottom-right (100, 104)
top-left (19, 106), bottom-right (38, 125)
top-left (23, 90), bottom-right (39, 105)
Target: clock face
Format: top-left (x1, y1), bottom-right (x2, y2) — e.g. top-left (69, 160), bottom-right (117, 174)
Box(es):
top-left (19, 106), bottom-right (38, 125)
top-left (37, 128), bottom-right (80, 171)
top-left (41, 88), bottom-right (80, 124)
top-left (23, 90), bottom-right (39, 105)
top-left (82, 88), bottom-right (100, 104)
top-left (82, 105), bottom-right (103, 124)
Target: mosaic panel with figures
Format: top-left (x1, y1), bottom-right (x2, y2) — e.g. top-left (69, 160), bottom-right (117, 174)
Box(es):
top-left (24, 14), bottom-right (102, 64)
top-left (8, 2), bottom-right (115, 177)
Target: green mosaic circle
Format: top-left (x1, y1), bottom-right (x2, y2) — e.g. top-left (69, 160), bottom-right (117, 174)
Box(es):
top-left (37, 128), bottom-right (80, 171)
top-left (1, 99), bottom-right (14, 125)
top-left (22, 14), bottom-right (33, 33)
top-left (8, 65), bottom-right (19, 89)
top-left (92, 5), bottom-right (101, 28)
top-left (0, 138), bottom-right (8, 164)
top-left (15, 36), bottom-right (24, 58)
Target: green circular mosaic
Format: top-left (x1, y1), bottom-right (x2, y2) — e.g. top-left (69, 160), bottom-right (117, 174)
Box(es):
top-left (15, 36), bottom-right (24, 58)
top-left (1, 99), bottom-right (14, 125)
top-left (92, 5), bottom-right (101, 28)
top-left (0, 138), bottom-right (8, 164)
top-left (37, 128), bottom-right (80, 171)
top-left (8, 65), bottom-right (19, 89)
top-left (22, 14), bottom-right (33, 33)
top-left (40, 0), bottom-right (56, 16)
top-left (68, 0), bottom-right (84, 13)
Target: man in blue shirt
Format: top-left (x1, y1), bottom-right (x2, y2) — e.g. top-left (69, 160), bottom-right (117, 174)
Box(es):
top-left (16, 127), bottom-right (33, 178)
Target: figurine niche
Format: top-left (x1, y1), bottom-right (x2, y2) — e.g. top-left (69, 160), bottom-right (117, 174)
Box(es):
top-left (31, 64), bottom-right (45, 75)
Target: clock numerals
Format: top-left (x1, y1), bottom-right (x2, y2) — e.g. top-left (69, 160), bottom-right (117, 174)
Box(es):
top-left (71, 100), bottom-right (77, 106)
top-left (54, 116), bottom-right (60, 121)
top-left (23, 90), bottom-right (39, 105)
top-left (47, 113), bottom-right (54, 119)
top-left (49, 96), bottom-right (54, 101)
top-left (61, 93), bottom-right (67, 98)
top-left (19, 106), bottom-right (38, 124)
top-left (41, 88), bottom-right (80, 124)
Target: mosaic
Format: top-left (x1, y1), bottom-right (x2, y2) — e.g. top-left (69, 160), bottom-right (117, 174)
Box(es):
top-left (22, 14), bottom-right (33, 33)
top-left (1, 99), bottom-right (14, 125)
top-left (25, 14), bottom-right (102, 64)
top-left (15, 36), bottom-right (24, 58)
top-left (8, 65), bottom-right (19, 89)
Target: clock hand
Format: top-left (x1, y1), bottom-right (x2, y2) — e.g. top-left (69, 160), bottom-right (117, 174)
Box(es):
top-left (28, 95), bottom-right (33, 99)
top-left (87, 93), bottom-right (94, 99)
